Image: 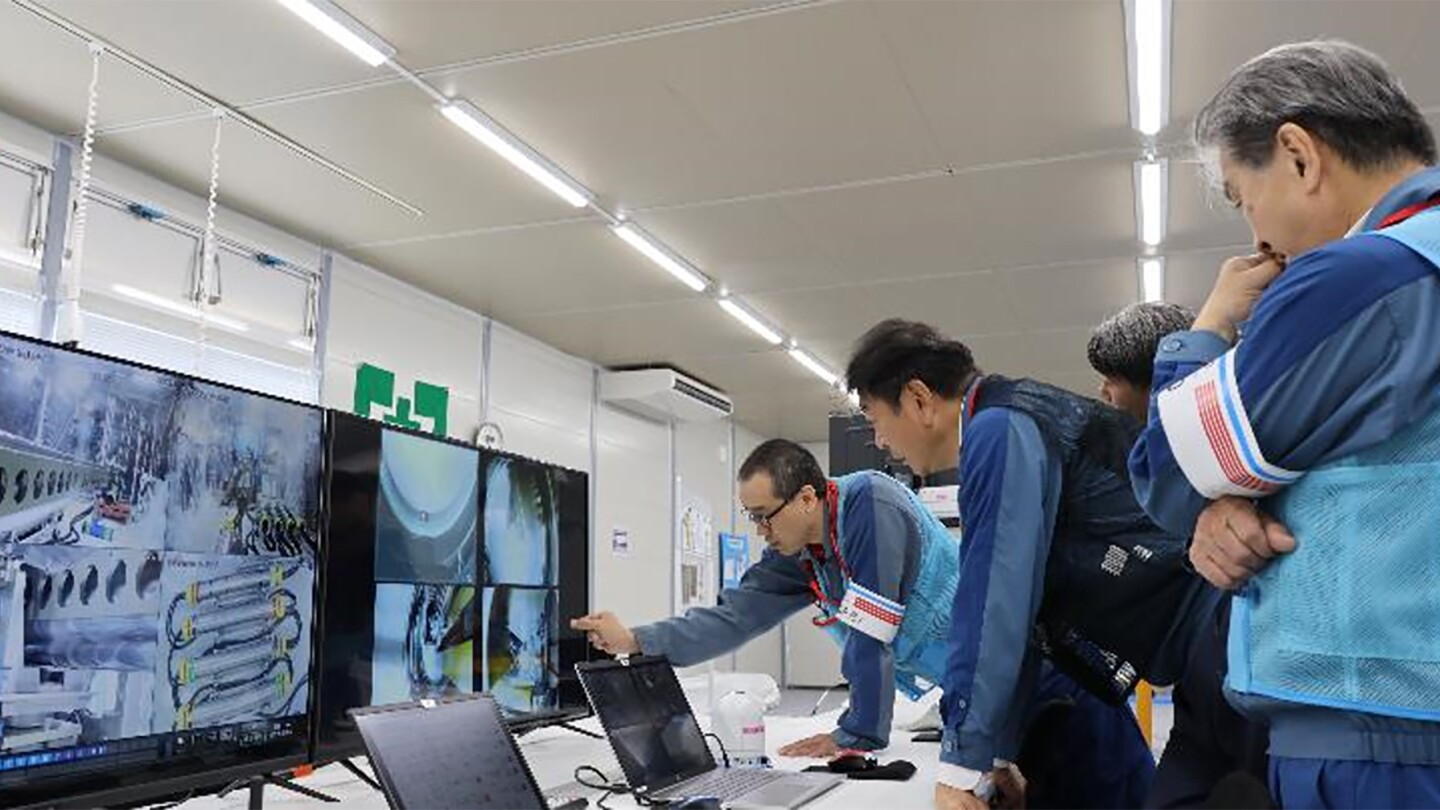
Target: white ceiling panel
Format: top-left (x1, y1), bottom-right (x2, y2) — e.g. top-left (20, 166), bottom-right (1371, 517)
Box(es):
top-left (439, 0), bottom-right (939, 210)
top-left (773, 154), bottom-right (1138, 290)
top-left (46, 0), bottom-right (382, 112)
top-left (1000, 259), bottom-right (1139, 332)
top-left (255, 81), bottom-right (581, 242)
top-left (340, 0), bottom-right (783, 71)
top-left (1164, 249), bottom-right (1234, 312)
top-left (748, 270), bottom-right (1017, 345)
top-left (873, 0), bottom-right (1134, 167)
top-left (503, 299), bottom-right (785, 366)
top-left (348, 219), bottom-right (697, 318)
top-left (627, 198), bottom-right (838, 295)
top-left (0, 3), bottom-right (203, 136)
top-left (1170, 1), bottom-right (1440, 139)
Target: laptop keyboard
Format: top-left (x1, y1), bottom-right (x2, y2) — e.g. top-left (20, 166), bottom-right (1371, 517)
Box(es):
top-left (668, 768), bottom-right (786, 801)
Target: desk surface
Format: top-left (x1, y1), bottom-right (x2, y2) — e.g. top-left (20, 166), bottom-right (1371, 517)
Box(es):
top-left (167, 694), bottom-right (943, 810)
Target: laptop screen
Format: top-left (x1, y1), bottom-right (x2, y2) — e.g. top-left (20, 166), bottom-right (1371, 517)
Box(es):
top-left (352, 695), bottom-right (544, 810)
top-left (577, 657), bottom-right (715, 792)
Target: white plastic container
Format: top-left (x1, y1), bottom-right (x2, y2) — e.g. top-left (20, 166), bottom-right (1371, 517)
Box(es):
top-left (713, 689), bottom-right (767, 768)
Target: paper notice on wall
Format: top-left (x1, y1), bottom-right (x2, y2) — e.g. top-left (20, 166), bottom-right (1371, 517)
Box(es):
top-left (675, 488), bottom-right (716, 612)
top-left (611, 527), bottom-right (631, 556)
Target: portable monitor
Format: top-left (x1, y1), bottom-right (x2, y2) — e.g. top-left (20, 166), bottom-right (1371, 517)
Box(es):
top-left (350, 694), bottom-right (545, 810)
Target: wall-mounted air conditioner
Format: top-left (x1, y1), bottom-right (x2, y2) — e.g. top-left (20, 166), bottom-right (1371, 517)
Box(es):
top-left (600, 367), bottom-right (732, 423)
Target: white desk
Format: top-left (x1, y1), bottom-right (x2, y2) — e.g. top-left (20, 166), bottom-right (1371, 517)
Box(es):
top-left (170, 695), bottom-right (943, 810)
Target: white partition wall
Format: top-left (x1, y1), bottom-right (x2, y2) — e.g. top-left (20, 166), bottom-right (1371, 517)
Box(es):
top-left (593, 404), bottom-right (674, 627)
top-left (487, 321), bottom-right (593, 473)
top-left (323, 254), bottom-right (483, 439)
top-left (732, 425), bottom-right (785, 681)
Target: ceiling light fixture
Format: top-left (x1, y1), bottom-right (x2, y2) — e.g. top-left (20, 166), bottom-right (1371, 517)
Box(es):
top-left (1126, 0), bottom-right (1171, 136)
top-left (718, 297), bottom-right (783, 345)
top-left (788, 347), bottom-right (838, 386)
top-left (1140, 257), bottom-right (1165, 303)
top-left (440, 101), bottom-right (593, 208)
top-left (611, 223), bottom-right (710, 292)
top-left (1136, 159), bottom-right (1167, 247)
top-left (273, 0), bottom-right (395, 67)
top-left (112, 284), bottom-right (249, 332)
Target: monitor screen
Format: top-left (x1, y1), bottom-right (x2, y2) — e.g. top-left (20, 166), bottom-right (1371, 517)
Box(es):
top-left (477, 451), bottom-right (589, 721)
top-left (314, 417), bottom-right (590, 761)
top-left (0, 332), bottom-right (320, 808)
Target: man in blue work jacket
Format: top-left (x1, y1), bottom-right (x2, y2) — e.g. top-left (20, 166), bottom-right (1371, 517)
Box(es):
top-left (1091, 302), bottom-right (1273, 808)
top-left (845, 319), bottom-right (1219, 810)
top-left (574, 438), bottom-right (960, 758)
top-left (1130, 40), bottom-right (1440, 808)
top-left (573, 440), bottom-right (1157, 807)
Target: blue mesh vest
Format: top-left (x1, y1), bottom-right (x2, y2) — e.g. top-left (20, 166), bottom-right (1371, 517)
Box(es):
top-left (812, 472), bottom-right (958, 700)
top-left (971, 377), bottom-right (1209, 702)
top-left (1228, 207), bottom-right (1440, 720)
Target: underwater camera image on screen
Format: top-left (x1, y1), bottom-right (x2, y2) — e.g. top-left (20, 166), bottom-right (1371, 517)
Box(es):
top-left (480, 456), bottom-right (559, 587)
top-left (482, 586), bottom-right (558, 715)
top-left (375, 430), bottom-right (478, 585)
top-left (371, 583), bottom-right (475, 706)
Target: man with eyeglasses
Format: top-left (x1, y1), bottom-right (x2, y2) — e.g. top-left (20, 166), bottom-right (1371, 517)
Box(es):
top-left (573, 440), bottom-right (1156, 808)
top-left (574, 438), bottom-right (955, 758)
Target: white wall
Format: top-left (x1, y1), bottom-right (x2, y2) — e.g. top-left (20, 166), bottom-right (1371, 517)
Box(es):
top-left (731, 425), bottom-right (785, 680)
top-left (781, 441), bottom-right (845, 687)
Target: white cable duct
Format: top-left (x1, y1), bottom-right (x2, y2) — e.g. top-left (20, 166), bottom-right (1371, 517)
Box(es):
top-left (56, 41), bottom-right (103, 346)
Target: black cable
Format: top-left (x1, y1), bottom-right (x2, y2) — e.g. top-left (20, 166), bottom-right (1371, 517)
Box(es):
top-left (703, 732), bottom-right (731, 769)
top-left (572, 765), bottom-right (657, 809)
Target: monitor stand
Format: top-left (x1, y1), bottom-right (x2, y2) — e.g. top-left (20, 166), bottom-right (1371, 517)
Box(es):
top-left (218, 773), bottom-right (340, 809)
top-left (340, 757), bottom-right (383, 792)
top-left (553, 721), bottom-right (604, 740)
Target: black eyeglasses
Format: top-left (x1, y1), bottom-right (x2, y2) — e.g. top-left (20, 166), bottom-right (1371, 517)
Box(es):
top-left (743, 493), bottom-right (797, 531)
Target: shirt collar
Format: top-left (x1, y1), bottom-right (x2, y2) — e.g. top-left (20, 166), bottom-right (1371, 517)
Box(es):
top-left (1359, 166), bottom-right (1440, 232)
top-left (1345, 209), bottom-right (1372, 238)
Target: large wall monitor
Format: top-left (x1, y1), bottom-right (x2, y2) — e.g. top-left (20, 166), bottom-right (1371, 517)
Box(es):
top-left (0, 331), bottom-right (321, 808)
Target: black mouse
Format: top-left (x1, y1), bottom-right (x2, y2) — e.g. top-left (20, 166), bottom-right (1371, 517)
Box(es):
top-left (827, 753), bottom-right (876, 773)
top-left (672, 798), bottom-right (721, 810)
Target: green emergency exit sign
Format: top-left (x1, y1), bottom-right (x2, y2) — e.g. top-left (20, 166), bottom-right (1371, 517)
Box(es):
top-left (353, 363), bottom-right (449, 437)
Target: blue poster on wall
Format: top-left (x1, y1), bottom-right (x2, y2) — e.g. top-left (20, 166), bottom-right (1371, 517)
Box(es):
top-left (719, 533), bottom-right (751, 592)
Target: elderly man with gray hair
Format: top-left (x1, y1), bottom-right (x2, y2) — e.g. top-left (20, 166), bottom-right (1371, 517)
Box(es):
top-left (1129, 40), bottom-right (1440, 807)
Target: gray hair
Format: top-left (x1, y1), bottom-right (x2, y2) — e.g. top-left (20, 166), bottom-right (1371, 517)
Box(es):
top-left (1194, 40), bottom-right (1436, 177)
top-left (1088, 302), bottom-right (1196, 388)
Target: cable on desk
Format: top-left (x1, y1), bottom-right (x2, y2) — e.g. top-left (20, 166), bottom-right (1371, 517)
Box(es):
top-left (702, 732), bottom-right (731, 769)
top-left (574, 764), bottom-right (656, 809)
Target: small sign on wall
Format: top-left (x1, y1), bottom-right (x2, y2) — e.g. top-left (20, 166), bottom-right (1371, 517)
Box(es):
top-left (353, 362), bottom-right (450, 437)
top-left (611, 527), bottom-right (631, 556)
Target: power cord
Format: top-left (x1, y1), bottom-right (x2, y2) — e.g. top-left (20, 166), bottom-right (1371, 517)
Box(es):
top-left (574, 765), bottom-right (659, 809)
top-left (702, 732), bottom-right (731, 768)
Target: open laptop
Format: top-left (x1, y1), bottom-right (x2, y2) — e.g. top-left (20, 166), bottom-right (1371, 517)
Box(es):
top-left (576, 656), bottom-right (842, 809)
top-left (351, 694), bottom-right (551, 810)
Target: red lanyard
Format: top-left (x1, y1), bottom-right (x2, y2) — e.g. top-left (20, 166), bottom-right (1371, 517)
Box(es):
top-left (805, 481), bottom-right (851, 626)
top-left (1377, 195), bottom-right (1440, 229)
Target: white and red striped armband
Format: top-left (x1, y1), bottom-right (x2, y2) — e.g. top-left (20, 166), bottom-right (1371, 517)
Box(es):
top-left (837, 581), bottom-right (905, 644)
top-left (1155, 350), bottom-right (1300, 499)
